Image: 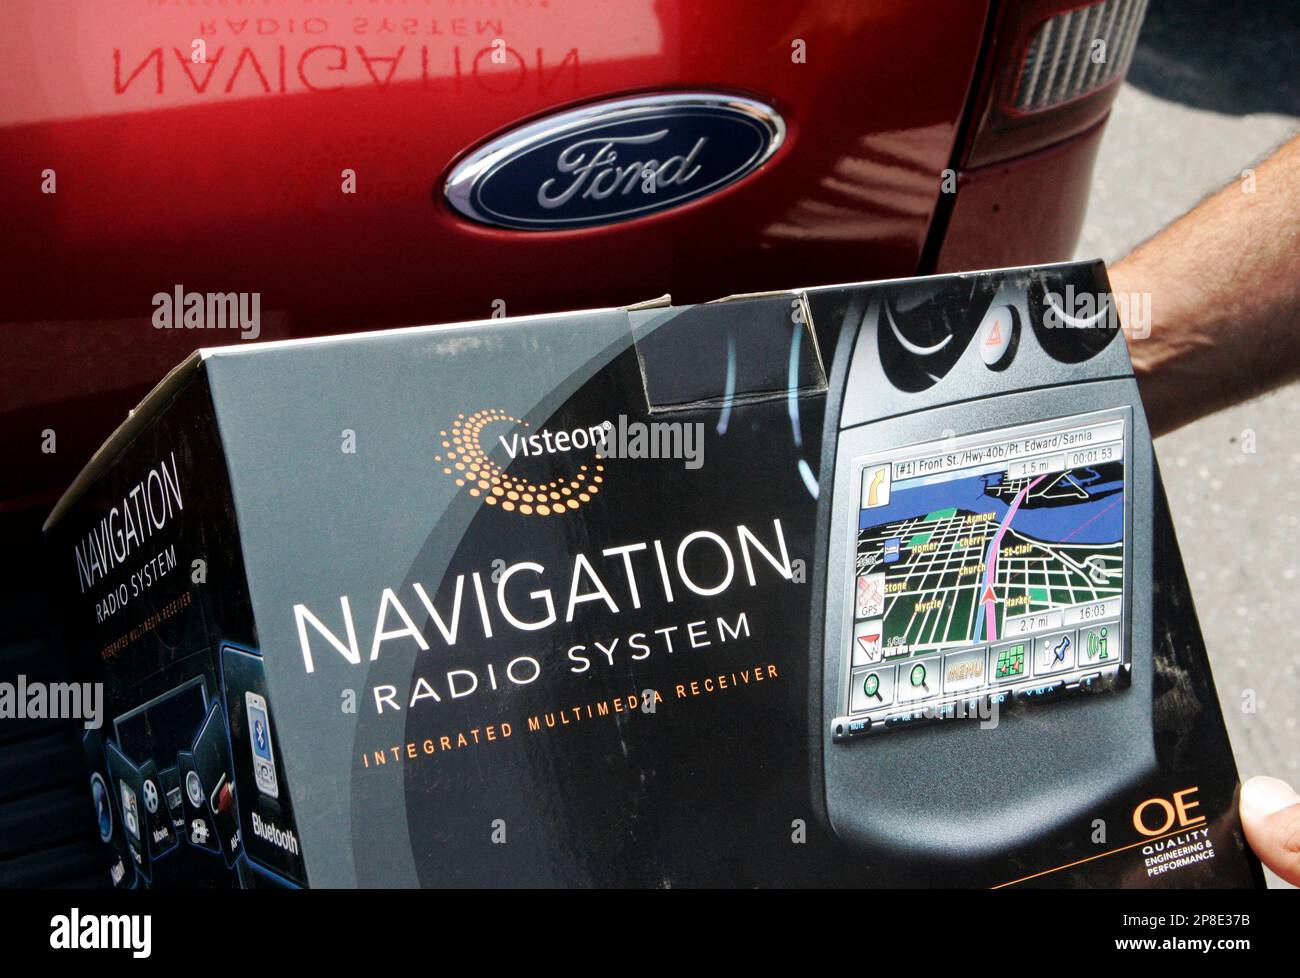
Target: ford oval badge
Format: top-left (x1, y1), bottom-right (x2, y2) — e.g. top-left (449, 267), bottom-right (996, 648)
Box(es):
top-left (443, 93), bottom-right (786, 230)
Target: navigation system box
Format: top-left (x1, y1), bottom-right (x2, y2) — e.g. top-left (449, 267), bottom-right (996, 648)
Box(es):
top-left (43, 261), bottom-right (1262, 888)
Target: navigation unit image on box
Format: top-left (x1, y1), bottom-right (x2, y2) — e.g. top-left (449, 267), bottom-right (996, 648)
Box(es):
top-left (833, 408), bottom-right (1130, 739)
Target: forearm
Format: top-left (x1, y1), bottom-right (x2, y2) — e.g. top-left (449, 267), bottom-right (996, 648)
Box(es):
top-left (1107, 134), bottom-right (1300, 437)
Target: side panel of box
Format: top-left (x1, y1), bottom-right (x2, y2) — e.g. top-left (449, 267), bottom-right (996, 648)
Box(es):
top-left (43, 369), bottom-right (302, 887)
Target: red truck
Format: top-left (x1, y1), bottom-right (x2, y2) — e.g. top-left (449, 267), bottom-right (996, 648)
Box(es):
top-left (0, 0), bottom-right (1146, 885)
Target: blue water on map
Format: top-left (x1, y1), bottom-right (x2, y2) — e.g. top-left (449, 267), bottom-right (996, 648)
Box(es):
top-left (859, 469), bottom-right (1123, 545)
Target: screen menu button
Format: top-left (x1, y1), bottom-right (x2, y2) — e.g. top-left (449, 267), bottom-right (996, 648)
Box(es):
top-left (850, 665), bottom-right (896, 713)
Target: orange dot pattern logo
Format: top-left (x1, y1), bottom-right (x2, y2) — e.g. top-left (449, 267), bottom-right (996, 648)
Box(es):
top-left (433, 408), bottom-right (606, 516)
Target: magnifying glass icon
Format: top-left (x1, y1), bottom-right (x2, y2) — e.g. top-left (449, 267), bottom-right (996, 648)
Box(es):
top-left (863, 673), bottom-right (882, 700)
top-left (909, 663), bottom-right (929, 692)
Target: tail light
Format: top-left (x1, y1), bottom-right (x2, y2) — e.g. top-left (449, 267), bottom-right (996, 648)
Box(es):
top-left (1013, 0), bottom-right (1149, 111)
top-left (962, 0), bottom-right (1151, 168)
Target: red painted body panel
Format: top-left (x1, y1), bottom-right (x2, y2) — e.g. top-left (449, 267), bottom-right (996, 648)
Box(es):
top-left (936, 119), bottom-right (1105, 273)
top-left (0, 0), bottom-right (1109, 502)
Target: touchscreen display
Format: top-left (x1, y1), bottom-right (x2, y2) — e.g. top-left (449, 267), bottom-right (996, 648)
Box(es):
top-left (840, 411), bottom-right (1128, 731)
top-left (114, 676), bottom-right (209, 767)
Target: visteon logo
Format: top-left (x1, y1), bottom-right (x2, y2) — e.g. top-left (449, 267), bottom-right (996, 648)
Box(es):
top-left (435, 408), bottom-right (706, 514)
top-left (435, 409), bottom-right (607, 517)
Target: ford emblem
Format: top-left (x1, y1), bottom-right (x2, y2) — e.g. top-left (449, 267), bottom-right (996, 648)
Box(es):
top-left (443, 93), bottom-right (786, 230)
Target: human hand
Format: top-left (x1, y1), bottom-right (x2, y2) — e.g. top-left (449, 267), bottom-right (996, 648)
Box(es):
top-left (1240, 776), bottom-right (1300, 885)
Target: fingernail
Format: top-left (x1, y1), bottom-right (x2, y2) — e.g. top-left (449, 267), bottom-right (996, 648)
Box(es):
top-left (1241, 776), bottom-right (1300, 820)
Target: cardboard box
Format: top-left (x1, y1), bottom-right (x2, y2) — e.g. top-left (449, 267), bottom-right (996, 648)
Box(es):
top-left (44, 261), bottom-right (1262, 887)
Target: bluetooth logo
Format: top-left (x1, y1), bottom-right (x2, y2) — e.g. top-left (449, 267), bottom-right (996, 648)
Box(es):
top-left (254, 719), bottom-right (267, 752)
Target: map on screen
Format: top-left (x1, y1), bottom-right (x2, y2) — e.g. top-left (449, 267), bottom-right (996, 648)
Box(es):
top-left (841, 412), bottom-right (1128, 724)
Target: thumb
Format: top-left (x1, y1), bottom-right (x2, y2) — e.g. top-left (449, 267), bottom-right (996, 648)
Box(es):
top-left (1240, 776), bottom-right (1300, 886)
